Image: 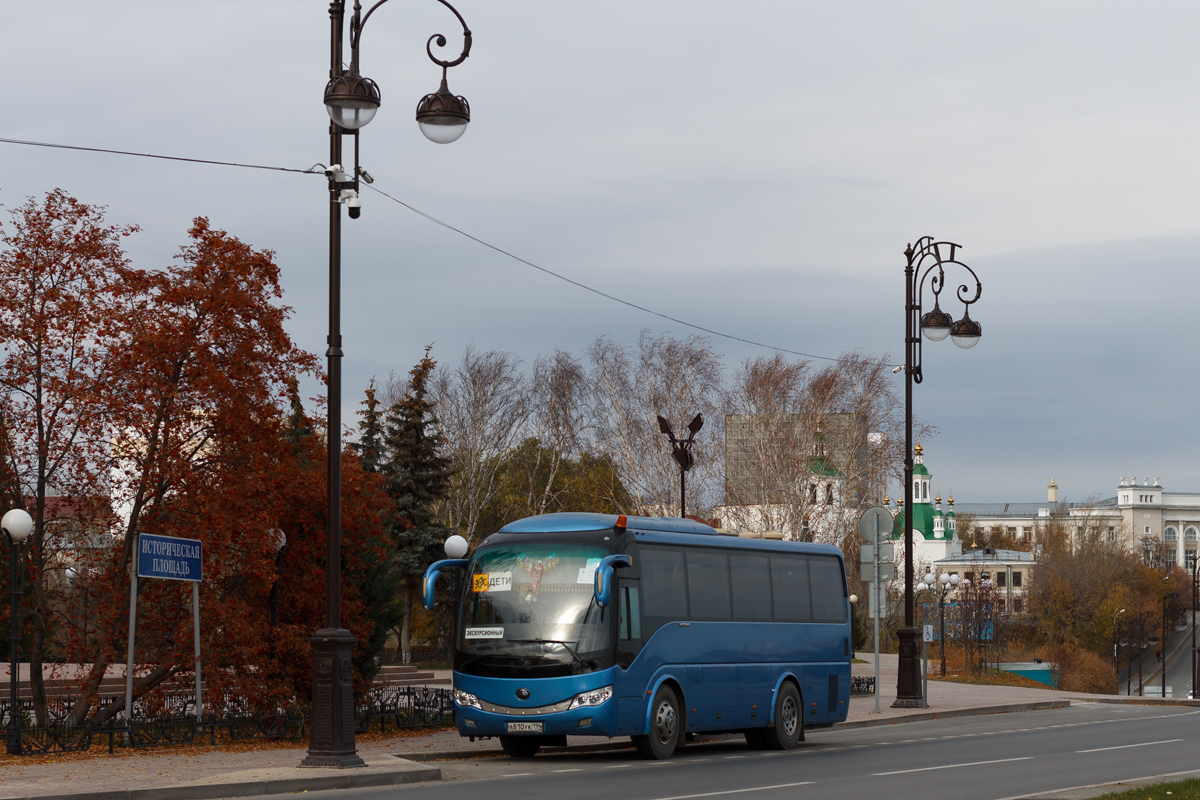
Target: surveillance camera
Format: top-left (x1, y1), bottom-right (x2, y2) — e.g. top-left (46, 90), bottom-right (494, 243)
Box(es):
top-left (344, 192), bottom-right (361, 219)
top-left (324, 164), bottom-right (341, 177)
top-left (357, 168), bottom-right (374, 185)
top-left (893, 365), bottom-right (904, 374)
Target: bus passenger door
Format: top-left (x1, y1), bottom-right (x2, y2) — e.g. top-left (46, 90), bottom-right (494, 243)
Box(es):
top-left (615, 579), bottom-right (647, 735)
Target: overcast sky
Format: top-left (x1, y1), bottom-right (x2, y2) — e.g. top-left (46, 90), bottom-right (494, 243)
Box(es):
top-left (3, 1), bottom-right (1199, 503)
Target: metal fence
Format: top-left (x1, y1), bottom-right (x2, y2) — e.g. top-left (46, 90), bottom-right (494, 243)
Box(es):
top-left (850, 676), bottom-right (876, 695)
top-left (0, 685), bottom-right (453, 756)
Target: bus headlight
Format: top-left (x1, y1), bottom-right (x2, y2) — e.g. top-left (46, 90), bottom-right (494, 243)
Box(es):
top-left (453, 689), bottom-right (482, 709)
top-left (569, 686), bottom-right (613, 709)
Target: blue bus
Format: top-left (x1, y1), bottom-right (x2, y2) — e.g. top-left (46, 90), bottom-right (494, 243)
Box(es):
top-left (423, 512), bottom-right (851, 759)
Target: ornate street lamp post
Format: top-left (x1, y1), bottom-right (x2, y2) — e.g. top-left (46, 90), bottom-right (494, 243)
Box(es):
top-left (895, 238), bottom-right (982, 707)
top-left (3, 509), bottom-right (33, 756)
top-left (305, 0), bottom-right (473, 769)
top-left (657, 414), bottom-right (703, 519)
top-left (919, 571), bottom-right (961, 677)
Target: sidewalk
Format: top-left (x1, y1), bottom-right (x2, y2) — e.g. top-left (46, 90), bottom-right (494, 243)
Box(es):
top-left (2, 660), bottom-right (1196, 800)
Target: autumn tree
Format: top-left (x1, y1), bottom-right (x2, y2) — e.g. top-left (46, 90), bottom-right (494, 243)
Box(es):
top-left (431, 346), bottom-right (530, 546)
top-left (588, 331), bottom-right (725, 517)
top-left (270, 387), bottom-right (387, 705)
top-left (1024, 501), bottom-right (1168, 685)
top-left (721, 351), bottom-right (908, 554)
top-left (514, 351), bottom-right (590, 517)
top-left (477, 439), bottom-right (634, 534)
top-left (955, 575), bottom-right (998, 674)
top-left (0, 190), bottom-right (137, 724)
top-left (66, 217), bottom-right (327, 722)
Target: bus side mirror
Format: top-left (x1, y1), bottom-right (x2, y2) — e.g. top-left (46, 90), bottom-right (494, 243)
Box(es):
top-left (594, 554), bottom-right (632, 608)
top-left (423, 558), bottom-right (469, 610)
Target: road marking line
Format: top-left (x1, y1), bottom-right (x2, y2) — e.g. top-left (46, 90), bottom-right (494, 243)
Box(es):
top-left (552, 768), bottom-right (585, 772)
top-left (604, 764), bottom-right (632, 769)
top-left (1077, 739), bottom-right (1183, 753)
top-left (873, 757), bottom-right (1033, 776)
top-left (645, 782), bottom-right (814, 800)
top-left (501, 773), bottom-right (535, 777)
top-left (724, 755), bottom-right (747, 759)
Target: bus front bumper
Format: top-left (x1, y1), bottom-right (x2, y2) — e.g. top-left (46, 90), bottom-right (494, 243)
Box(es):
top-left (453, 689), bottom-right (617, 738)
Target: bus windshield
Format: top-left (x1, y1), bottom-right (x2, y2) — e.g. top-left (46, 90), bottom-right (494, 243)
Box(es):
top-left (456, 541), bottom-right (612, 678)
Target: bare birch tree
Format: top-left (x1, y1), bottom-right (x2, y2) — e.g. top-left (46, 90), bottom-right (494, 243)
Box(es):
top-left (722, 353), bottom-right (815, 536)
top-left (720, 351), bottom-right (908, 550)
top-left (588, 331), bottom-right (724, 517)
top-left (509, 350), bottom-right (589, 517)
top-left (431, 346), bottom-right (531, 546)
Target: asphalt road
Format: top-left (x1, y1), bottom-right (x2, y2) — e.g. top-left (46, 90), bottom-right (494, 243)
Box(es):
top-left (246, 703), bottom-right (1200, 800)
top-left (1125, 614), bottom-right (1196, 698)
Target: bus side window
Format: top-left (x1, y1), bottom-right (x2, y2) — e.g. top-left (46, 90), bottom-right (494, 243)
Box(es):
top-left (730, 552), bottom-right (772, 620)
top-left (640, 546), bottom-right (688, 630)
top-left (619, 584), bottom-right (642, 641)
top-left (685, 549), bottom-right (731, 619)
top-left (809, 555), bottom-right (848, 623)
top-left (770, 553), bottom-right (812, 622)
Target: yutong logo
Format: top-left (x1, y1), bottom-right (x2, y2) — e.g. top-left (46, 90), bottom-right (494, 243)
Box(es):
top-left (516, 688), bottom-right (531, 700)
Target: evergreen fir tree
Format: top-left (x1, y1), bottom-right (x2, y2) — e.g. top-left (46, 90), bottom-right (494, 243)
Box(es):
top-left (381, 347), bottom-right (454, 663)
top-left (284, 376), bottom-right (314, 446)
top-left (354, 379), bottom-right (385, 474)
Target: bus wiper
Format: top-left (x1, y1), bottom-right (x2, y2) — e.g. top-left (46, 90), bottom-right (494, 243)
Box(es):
top-left (507, 638), bottom-right (587, 668)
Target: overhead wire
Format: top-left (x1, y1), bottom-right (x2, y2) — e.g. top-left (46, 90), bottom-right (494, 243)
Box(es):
top-left (0, 135), bottom-right (843, 363)
top-left (362, 184), bottom-right (840, 363)
top-left (0, 137), bottom-right (320, 175)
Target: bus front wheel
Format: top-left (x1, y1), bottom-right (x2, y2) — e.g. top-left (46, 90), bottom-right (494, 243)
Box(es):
top-left (763, 682), bottom-right (803, 750)
top-left (500, 736), bottom-right (542, 758)
top-left (633, 685), bottom-right (681, 760)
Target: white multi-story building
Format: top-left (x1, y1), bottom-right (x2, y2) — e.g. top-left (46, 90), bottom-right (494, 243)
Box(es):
top-left (952, 476), bottom-right (1195, 571)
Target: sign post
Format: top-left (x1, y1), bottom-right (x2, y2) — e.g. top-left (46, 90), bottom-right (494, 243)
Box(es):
top-left (860, 506), bottom-right (892, 714)
top-left (922, 623), bottom-right (933, 708)
top-left (127, 534), bottom-right (204, 724)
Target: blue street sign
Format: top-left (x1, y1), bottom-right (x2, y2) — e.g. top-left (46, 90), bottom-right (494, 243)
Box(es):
top-left (137, 533), bottom-right (203, 582)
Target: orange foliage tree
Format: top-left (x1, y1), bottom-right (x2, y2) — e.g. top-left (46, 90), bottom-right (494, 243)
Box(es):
top-left (0, 190), bottom-right (138, 725)
top-left (57, 217), bottom-right (387, 723)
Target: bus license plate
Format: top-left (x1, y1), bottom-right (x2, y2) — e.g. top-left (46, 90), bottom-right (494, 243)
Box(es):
top-left (507, 721), bottom-right (543, 734)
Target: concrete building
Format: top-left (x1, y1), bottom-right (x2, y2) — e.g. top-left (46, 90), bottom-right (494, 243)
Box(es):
top-left (930, 547), bottom-right (1035, 616)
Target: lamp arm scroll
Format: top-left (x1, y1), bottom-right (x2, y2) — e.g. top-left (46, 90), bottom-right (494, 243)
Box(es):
top-left (350, 0), bottom-right (472, 71)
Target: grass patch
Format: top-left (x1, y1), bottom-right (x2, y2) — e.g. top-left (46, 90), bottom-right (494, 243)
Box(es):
top-left (1092, 777), bottom-right (1200, 799)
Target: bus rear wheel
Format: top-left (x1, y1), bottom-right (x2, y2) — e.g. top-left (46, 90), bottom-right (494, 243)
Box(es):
top-left (500, 736), bottom-right (542, 758)
top-left (762, 682), bottom-right (803, 750)
top-left (633, 685), bottom-right (681, 760)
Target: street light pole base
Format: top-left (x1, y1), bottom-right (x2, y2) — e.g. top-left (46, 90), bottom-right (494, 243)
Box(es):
top-left (892, 626), bottom-right (924, 708)
top-left (301, 628), bottom-right (365, 768)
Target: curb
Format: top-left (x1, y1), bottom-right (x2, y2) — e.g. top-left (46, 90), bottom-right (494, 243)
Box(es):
top-left (4, 757), bottom-right (441, 800)
top-left (1012, 767), bottom-right (1200, 799)
top-left (834, 700), bottom-right (1071, 729)
top-left (399, 700), bottom-right (1073, 761)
